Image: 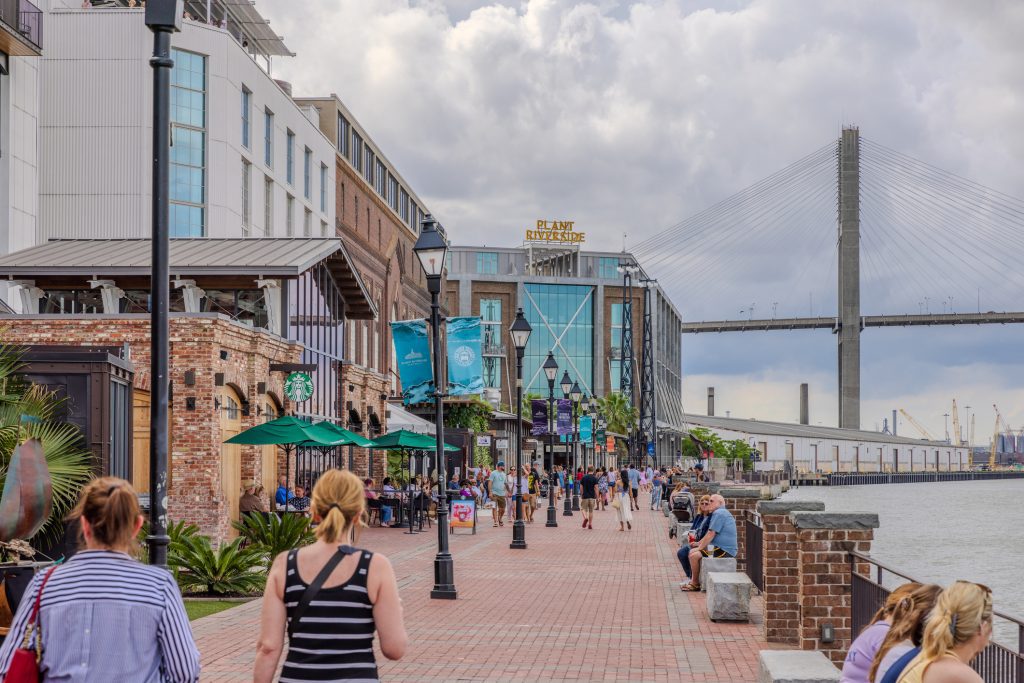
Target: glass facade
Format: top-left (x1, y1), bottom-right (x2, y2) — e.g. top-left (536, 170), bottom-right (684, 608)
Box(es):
top-left (288, 264), bottom-right (345, 422)
top-left (598, 257), bottom-right (619, 279)
top-left (476, 252), bottom-right (498, 275)
top-left (609, 302), bottom-right (623, 390)
top-left (170, 49), bottom-right (206, 237)
top-left (480, 298), bottom-right (502, 389)
top-left (522, 284), bottom-right (594, 395)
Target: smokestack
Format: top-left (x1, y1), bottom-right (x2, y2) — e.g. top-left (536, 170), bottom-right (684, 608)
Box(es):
top-left (892, 409), bottom-right (898, 437)
top-left (799, 383), bottom-right (809, 425)
top-left (707, 387), bottom-right (715, 417)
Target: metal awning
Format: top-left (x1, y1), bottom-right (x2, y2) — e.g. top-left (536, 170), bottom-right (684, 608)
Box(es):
top-left (386, 404), bottom-right (436, 436)
top-left (0, 238), bottom-right (376, 319)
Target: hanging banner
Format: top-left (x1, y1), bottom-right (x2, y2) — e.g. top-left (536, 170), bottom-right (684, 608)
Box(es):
top-left (531, 400), bottom-right (548, 436)
top-left (606, 436), bottom-right (615, 451)
top-left (390, 319), bottom-right (434, 405)
top-left (580, 416), bottom-right (593, 442)
top-left (446, 316), bottom-right (483, 396)
top-left (556, 399), bottom-right (572, 436)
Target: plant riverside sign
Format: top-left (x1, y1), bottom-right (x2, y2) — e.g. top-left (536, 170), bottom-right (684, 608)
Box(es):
top-left (525, 219), bottom-right (586, 245)
top-left (284, 372), bottom-right (314, 403)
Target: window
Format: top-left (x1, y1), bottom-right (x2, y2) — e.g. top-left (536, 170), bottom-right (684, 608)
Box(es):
top-left (241, 159), bottom-right (251, 234)
top-left (303, 147), bottom-right (312, 199)
top-left (609, 302), bottom-right (624, 389)
top-left (321, 220), bottom-right (328, 237)
top-left (476, 252), bottom-right (498, 275)
top-left (363, 146), bottom-right (374, 184)
top-left (480, 297), bottom-right (503, 389)
top-left (286, 194), bottom-right (294, 236)
top-left (412, 204), bottom-right (420, 233)
top-left (320, 163), bottom-right (327, 212)
top-left (304, 208), bottom-right (312, 236)
top-left (351, 132), bottom-right (363, 172)
top-left (400, 188), bottom-right (410, 223)
top-left (336, 114), bottom-right (350, 157)
top-left (241, 87), bottom-right (251, 148)
top-left (387, 175), bottom-right (399, 212)
top-left (170, 49), bottom-right (207, 237)
top-left (375, 159), bottom-right (386, 197)
top-left (263, 109), bottom-right (273, 167)
top-left (286, 129), bottom-right (295, 184)
top-left (263, 176), bottom-right (273, 236)
top-left (598, 257), bottom-right (619, 280)
top-left (522, 283), bottom-right (595, 394)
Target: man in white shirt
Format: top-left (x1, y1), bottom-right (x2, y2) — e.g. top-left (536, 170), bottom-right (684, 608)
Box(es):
top-left (488, 462), bottom-right (507, 527)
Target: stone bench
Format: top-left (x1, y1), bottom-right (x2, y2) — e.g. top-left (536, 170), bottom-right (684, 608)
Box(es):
top-left (706, 571), bottom-right (753, 621)
top-left (757, 651), bottom-right (840, 683)
top-left (661, 501), bottom-right (671, 517)
top-left (676, 522), bottom-right (692, 546)
top-left (698, 556), bottom-right (736, 591)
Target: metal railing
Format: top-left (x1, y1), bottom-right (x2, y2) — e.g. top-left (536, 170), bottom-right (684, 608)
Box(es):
top-left (740, 469), bottom-right (785, 486)
top-left (0, 0), bottom-right (42, 49)
top-left (745, 513), bottom-right (764, 592)
top-left (481, 342), bottom-right (506, 356)
top-left (850, 550), bottom-right (1024, 681)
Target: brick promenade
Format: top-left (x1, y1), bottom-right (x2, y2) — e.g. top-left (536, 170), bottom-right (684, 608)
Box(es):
top-left (194, 495), bottom-right (782, 681)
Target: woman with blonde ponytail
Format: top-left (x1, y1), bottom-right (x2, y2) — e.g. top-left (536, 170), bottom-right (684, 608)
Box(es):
top-left (254, 469), bottom-right (407, 682)
top-left (896, 581), bottom-right (992, 683)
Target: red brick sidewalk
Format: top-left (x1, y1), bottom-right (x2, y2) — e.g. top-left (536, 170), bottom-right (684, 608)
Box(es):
top-left (194, 497), bottom-right (782, 681)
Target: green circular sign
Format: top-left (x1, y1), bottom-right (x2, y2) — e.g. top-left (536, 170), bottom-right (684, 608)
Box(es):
top-left (284, 372), bottom-right (314, 403)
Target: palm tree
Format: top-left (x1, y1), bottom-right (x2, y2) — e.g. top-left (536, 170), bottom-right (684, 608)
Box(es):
top-left (595, 393), bottom-right (638, 437)
top-left (0, 340), bottom-right (93, 545)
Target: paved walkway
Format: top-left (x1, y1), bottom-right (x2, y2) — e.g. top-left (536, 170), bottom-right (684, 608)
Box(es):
top-left (194, 495), bottom-right (782, 681)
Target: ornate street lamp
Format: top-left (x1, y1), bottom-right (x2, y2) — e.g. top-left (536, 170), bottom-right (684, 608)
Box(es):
top-left (543, 352), bottom-right (559, 527)
top-left (414, 214), bottom-right (456, 600)
top-left (509, 308), bottom-right (531, 550)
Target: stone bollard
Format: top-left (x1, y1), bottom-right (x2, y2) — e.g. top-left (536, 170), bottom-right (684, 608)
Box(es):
top-left (706, 572), bottom-right (753, 621)
top-left (757, 651), bottom-right (840, 683)
top-left (790, 511), bottom-right (879, 665)
top-left (662, 501), bottom-right (670, 516)
top-left (676, 522), bottom-right (692, 547)
top-left (698, 556), bottom-right (736, 591)
top-left (720, 487), bottom-right (761, 571)
top-left (756, 500), bottom-right (825, 645)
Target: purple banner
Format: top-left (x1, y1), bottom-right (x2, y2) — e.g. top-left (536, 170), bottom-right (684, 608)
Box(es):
top-left (556, 399), bottom-right (572, 436)
top-left (531, 400), bottom-right (548, 436)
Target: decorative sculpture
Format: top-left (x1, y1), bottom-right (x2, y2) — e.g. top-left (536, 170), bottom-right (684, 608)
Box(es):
top-left (0, 438), bottom-right (53, 543)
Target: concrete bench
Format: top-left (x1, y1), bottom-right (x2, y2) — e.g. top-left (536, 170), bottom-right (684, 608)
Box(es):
top-left (758, 651), bottom-right (840, 683)
top-left (676, 522), bottom-right (692, 546)
top-left (698, 556), bottom-right (736, 591)
top-left (706, 572), bottom-right (752, 621)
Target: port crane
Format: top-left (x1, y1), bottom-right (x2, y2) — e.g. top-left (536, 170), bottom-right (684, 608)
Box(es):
top-left (899, 409), bottom-right (936, 441)
top-left (951, 400), bottom-right (963, 446)
top-left (991, 404), bottom-right (1014, 469)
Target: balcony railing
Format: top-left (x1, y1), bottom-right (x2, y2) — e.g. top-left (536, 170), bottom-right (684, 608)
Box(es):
top-left (0, 0), bottom-right (42, 50)
top-left (482, 342), bottom-right (506, 357)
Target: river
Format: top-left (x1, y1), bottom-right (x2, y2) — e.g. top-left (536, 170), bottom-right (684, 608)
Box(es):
top-left (780, 479), bottom-right (1024, 645)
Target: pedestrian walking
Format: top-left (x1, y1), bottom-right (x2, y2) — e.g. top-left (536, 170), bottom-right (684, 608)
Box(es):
top-left (579, 466), bottom-right (599, 529)
top-left (611, 476), bottom-right (633, 531)
top-left (0, 477), bottom-right (201, 682)
top-left (597, 466), bottom-right (609, 511)
top-left (489, 462), bottom-right (508, 527)
top-left (254, 469), bottom-right (407, 682)
top-left (627, 465), bottom-right (640, 510)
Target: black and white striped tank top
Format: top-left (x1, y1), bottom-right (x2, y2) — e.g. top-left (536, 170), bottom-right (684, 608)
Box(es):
top-left (282, 545), bottom-right (379, 682)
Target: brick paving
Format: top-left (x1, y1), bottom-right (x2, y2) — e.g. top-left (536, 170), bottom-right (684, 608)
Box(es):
top-left (194, 495), bottom-right (785, 682)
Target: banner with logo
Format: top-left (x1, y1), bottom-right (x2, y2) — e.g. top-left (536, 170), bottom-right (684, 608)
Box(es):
top-left (531, 400), bottom-right (548, 436)
top-left (556, 399), bottom-right (572, 436)
top-left (390, 319), bottom-right (434, 405)
top-left (445, 316), bottom-right (483, 396)
top-left (579, 416), bottom-right (593, 442)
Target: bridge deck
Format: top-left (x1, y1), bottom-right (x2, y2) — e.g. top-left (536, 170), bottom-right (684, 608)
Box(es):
top-left (681, 312), bottom-right (1024, 333)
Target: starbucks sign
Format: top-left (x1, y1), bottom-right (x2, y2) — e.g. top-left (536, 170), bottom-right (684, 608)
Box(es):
top-left (284, 372), bottom-right (314, 403)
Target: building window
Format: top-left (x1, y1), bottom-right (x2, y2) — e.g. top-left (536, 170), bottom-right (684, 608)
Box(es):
top-left (170, 48), bottom-right (207, 237)
top-left (264, 176), bottom-right (273, 236)
top-left (263, 109), bottom-right (273, 167)
top-left (320, 163), bottom-right (327, 213)
top-left (412, 205), bottom-right (421, 233)
top-left (286, 194), bottom-right (295, 236)
top-left (336, 114), bottom-right (350, 157)
top-left (387, 175), bottom-right (399, 212)
top-left (321, 220), bottom-right (328, 237)
top-left (363, 147), bottom-right (374, 185)
top-left (286, 129), bottom-right (295, 185)
top-left (241, 159), bottom-right (251, 234)
top-left (598, 257), bottom-right (619, 280)
top-left (480, 297), bottom-right (503, 389)
top-left (522, 283), bottom-right (594, 395)
top-left (375, 160), bottom-right (386, 197)
top-left (400, 189), bottom-right (410, 223)
top-left (351, 132), bottom-right (363, 172)
top-left (303, 147), bottom-right (312, 200)
top-left (304, 208), bottom-right (312, 237)
top-left (476, 252), bottom-right (498, 275)
top-left (609, 302), bottom-right (623, 390)
top-left (241, 86), bottom-right (251, 149)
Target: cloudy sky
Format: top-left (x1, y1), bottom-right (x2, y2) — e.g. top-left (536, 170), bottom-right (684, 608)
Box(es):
top-left (260, 0), bottom-right (1024, 441)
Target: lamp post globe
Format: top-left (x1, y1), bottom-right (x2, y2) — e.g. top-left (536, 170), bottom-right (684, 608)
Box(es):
top-left (415, 215), bottom-right (456, 600)
top-left (509, 308), bottom-right (531, 550)
top-left (543, 352), bottom-right (559, 527)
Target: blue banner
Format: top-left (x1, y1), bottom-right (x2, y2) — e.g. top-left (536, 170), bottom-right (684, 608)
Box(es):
top-left (390, 319), bottom-right (434, 405)
top-left (446, 316), bottom-right (483, 396)
top-left (556, 399), bottom-right (572, 436)
top-left (531, 400), bottom-right (548, 436)
top-left (580, 416), bottom-right (593, 441)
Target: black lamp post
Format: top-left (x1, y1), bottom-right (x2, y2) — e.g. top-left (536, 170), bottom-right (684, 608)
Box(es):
top-left (144, 0), bottom-right (182, 569)
top-left (543, 352), bottom-right (559, 527)
top-left (570, 381), bottom-right (582, 511)
top-left (559, 371), bottom-right (573, 517)
top-left (509, 308), bottom-right (531, 550)
top-left (414, 215), bottom-right (456, 600)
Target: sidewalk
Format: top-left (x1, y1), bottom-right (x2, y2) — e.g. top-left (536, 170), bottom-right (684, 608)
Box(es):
top-left (194, 496), bottom-right (782, 681)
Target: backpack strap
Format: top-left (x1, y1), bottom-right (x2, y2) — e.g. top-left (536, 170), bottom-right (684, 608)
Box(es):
top-left (286, 546), bottom-right (352, 640)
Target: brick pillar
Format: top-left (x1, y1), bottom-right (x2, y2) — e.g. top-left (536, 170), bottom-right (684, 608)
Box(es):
top-left (756, 500), bottom-right (826, 644)
top-left (720, 487), bottom-right (761, 570)
top-left (790, 511), bottom-right (879, 665)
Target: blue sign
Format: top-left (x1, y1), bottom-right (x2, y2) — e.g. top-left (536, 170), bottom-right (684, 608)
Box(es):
top-left (580, 416), bottom-right (593, 441)
top-left (390, 319), bottom-right (434, 405)
top-left (446, 317), bottom-right (483, 397)
top-left (647, 442), bottom-right (655, 456)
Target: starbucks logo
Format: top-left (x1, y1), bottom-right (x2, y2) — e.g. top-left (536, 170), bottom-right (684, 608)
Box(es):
top-left (284, 372), bottom-right (314, 403)
top-left (452, 345), bottom-right (475, 367)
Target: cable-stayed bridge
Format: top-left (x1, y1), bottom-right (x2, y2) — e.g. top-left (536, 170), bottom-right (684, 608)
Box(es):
top-left (634, 127), bottom-right (1024, 430)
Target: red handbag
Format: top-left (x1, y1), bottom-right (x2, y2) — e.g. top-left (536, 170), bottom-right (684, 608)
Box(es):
top-left (4, 566), bottom-right (56, 683)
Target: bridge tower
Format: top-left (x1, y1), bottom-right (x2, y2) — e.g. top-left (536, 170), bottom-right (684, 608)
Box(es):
top-left (639, 278), bottom-right (656, 466)
top-left (837, 126), bottom-right (861, 429)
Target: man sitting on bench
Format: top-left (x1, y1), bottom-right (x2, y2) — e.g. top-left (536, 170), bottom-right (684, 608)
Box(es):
top-left (681, 494), bottom-right (737, 591)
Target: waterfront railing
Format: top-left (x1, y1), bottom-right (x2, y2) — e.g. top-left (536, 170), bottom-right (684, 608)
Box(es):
top-left (850, 550), bottom-right (1024, 681)
top-left (744, 511), bottom-right (764, 592)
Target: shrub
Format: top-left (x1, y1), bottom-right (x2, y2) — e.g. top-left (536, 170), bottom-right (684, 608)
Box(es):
top-left (172, 535), bottom-right (266, 595)
top-left (232, 513), bottom-right (314, 569)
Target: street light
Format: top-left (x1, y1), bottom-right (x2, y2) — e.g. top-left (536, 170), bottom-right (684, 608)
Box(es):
top-left (560, 371), bottom-right (574, 517)
top-left (509, 308), bottom-right (531, 550)
top-left (570, 381), bottom-right (582, 512)
top-left (543, 352), bottom-right (559, 527)
top-left (414, 214), bottom-right (456, 600)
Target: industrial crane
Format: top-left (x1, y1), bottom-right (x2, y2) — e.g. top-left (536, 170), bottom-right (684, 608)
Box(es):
top-left (991, 404), bottom-right (1014, 469)
top-left (899, 409), bottom-right (936, 441)
top-left (951, 400), bottom-right (962, 446)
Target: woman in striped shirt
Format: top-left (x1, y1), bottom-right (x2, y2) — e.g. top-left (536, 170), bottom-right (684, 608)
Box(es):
top-left (254, 469), bottom-right (407, 682)
top-left (0, 477), bottom-right (201, 682)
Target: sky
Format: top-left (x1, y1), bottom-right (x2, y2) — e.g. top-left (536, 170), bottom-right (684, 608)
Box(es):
top-left (258, 0), bottom-right (1024, 442)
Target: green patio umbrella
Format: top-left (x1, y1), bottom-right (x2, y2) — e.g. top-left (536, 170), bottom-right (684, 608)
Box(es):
top-left (369, 430), bottom-right (460, 534)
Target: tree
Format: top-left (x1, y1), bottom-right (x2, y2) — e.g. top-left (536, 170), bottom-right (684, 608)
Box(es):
top-left (521, 392), bottom-right (543, 420)
top-left (686, 428), bottom-right (753, 471)
top-left (445, 396), bottom-right (493, 474)
top-left (596, 393), bottom-right (638, 436)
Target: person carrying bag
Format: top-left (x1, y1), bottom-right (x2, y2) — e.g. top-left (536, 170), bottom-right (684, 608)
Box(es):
top-left (3, 566), bottom-right (56, 683)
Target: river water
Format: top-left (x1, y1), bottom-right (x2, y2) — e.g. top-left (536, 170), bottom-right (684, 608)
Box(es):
top-left (780, 479), bottom-right (1024, 645)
